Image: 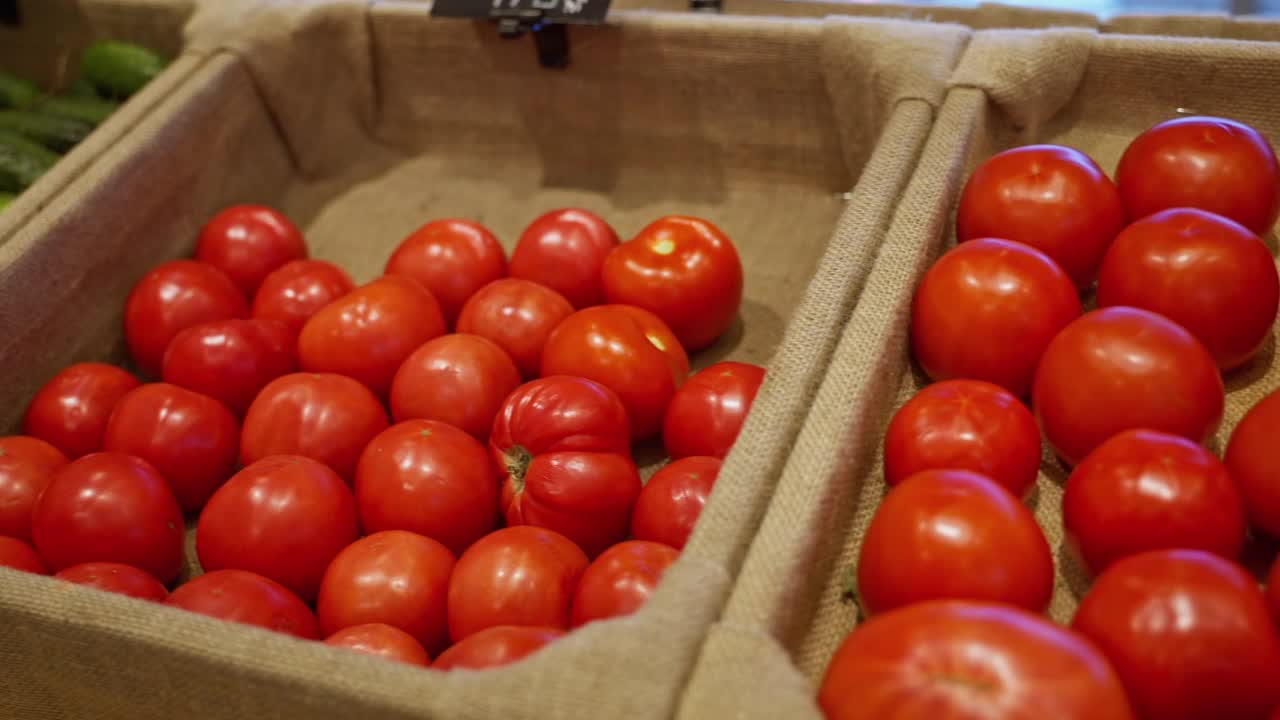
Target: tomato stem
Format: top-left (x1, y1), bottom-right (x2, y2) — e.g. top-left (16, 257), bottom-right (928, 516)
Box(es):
top-left (505, 445), bottom-right (533, 491)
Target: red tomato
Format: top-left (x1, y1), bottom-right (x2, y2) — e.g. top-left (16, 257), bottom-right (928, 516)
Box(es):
top-left (818, 600), bottom-right (1135, 720)
top-left (0, 436), bottom-right (67, 542)
top-left (23, 362), bottom-right (141, 459)
top-left (195, 204), bottom-right (308, 298)
top-left (298, 275), bottom-right (446, 398)
top-left (324, 623), bottom-right (431, 667)
top-left (509, 208), bottom-right (618, 309)
top-left (251, 259), bottom-right (355, 336)
top-left (123, 260), bottom-right (248, 377)
top-left (355, 420), bottom-right (499, 556)
top-left (1267, 553), bottom-right (1280, 628)
top-left (198, 456), bottom-right (358, 602)
top-left (54, 562), bottom-right (168, 601)
top-left (570, 540), bottom-right (677, 627)
top-left (456, 278), bottom-right (575, 378)
top-left (630, 456), bottom-right (720, 551)
top-left (103, 383), bottom-right (240, 512)
top-left (0, 536), bottom-right (48, 574)
top-left (161, 317), bottom-right (296, 416)
top-left (447, 526), bottom-right (588, 642)
top-left (384, 219), bottom-right (507, 326)
top-left (662, 361), bottom-right (764, 460)
top-left (883, 379), bottom-right (1040, 498)
top-left (1097, 208), bottom-right (1279, 370)
top-left (240, 372), bottom-right (389, 483)
top-left (317, 530), bottom-right (456, 653)
top-left (541, 305), bottom-right (688, 440)
top-left (602, 215), bottom-right (743, 351)
top-left (1032, 307), bottom-right (1224, 466)
top-left (911, 238), bottom-right (1081, 397)
top-left (1073, 549), bottom-right (1280, 720)
top-left (388, 334), bottom-right (521, 440)
top-left (1116, 116), bottom-right (1280, 236)
top-left (166, 569), bottom-right (319, 639)
top-left (857, 469), bottom-right (1053, 615)
top-left (956, 144), bottom-right (1125, 289)
top-left (1064, 429), bottom-right (1246, 577)
top-left (432, 625), bottom-right (564, 671)
top-left (31, 452), bottom-right (184, 582)
top-left (1224, 388), bottom-right (1280, 538)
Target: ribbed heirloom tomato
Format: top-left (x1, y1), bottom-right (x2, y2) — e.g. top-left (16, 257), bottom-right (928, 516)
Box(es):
top-left (570, 540), bottom-right (678, 627)
top-left (432, 625), bottom-right (564, 671)
top-left (251, 259), bottom-right (355, 335)
top-left (166, 569), bottom-right (319, 640)
top-left (0, 436), bottom-right (67, 542)
top-left (161, 317), bottom-right (296, 416)
top-left (54, 562), bottom-right (168, 602)
top-left (123, 259), bottom-right (248, 377)
top-left (456, 278), bottom-right (575, 378)
top-left (630, 456), bottom-right (721, 551)
top-left (324, 623), bottom-right (431, 667)
top-left (23, 362), bottom-right (141, 459)
top-left (662, 361), bottom-right (765, 460)
top-left (195, 204), bottom-right (308, 298)
top-left (388, 334), bottom-right (521, 440)
top-left (384, 218), bottom-right (507, 326)
top-left (1224, 387), bottom-right (1280, 538)
top-left (510, 208), bottom-right (618, 309)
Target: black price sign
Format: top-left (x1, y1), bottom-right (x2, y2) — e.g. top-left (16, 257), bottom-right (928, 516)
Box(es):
top-left (432, 0), bottom-right (610, 24)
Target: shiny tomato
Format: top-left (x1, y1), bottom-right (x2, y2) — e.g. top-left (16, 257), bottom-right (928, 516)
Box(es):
top-left (54, 562), bottom-right (168, 601)
top-left (570, 540), bottom-right (678, 627)
top-left (432, 625), bottom-right (564, 671)
top-left (198, 456), bottom-right (358, 602)
top-left (857, 469), bottom-right (1053, 615)
top-left (355, 420), bottom-right (499, 556)
top-left (456, 278), bottom-right (575, 378)
top-left (1097, 208), bottom-right (1279, 370)
top-left (23, 362), bottom-right (141, 459)
top-left (0, 436), bottom-right (67, 542)
top-left (31, 452), bottom-right (184, 582)
top-left (818, 600), bottom-right (1135, 720)
top-left (161, 317), bottom-right (296, 416)
top-left (1116, 116), bottom-right (1280, 235)
top-left (1032, 307), bottom-right (1224, 465)
top-left (602, 215), bottom-right (743, 351)
top-left (103, 383), bottom-right (240, 512)
top-left (883, 379), bottom-right (1041, 498)
top-left (509, 208), bottom-right (618, 309)
top-left (251, 259), bottom-right (355, 335)
top-left (1072, 549), bottom-right (1280, 720)
top-left (317, 530), bottom-right (456, 653)
top-left (0, 536), bottom-right (48, 574)
top-left (194, 204), bottom-right (308, 298)
top-left (1267, 554), bottom-right (1280, 627)
top-left (384, 219), bottom-right (507, 326)
top-left (447, 526), bottom-right (588, 642)
top-left (956, 144), bottom-right (1125, 289)
top-left (123, 260), bottom-right (248, 377)
top-left (388, 334), bottom-right (521, 440)
top-left (541, 305), bottom-right (688, 440)
top-left (166, 569), bottom-right (319, 639)
top-left (324, 623), bottom-right (431, 667)
top-left (662, 361), bottom-right (764, 460)
top-left (630, 456), bottom-right (720, 551)
top-left (1224, 388), bottom-right (1280, 538)
top-left (240, 372), bottom-right (389, 483)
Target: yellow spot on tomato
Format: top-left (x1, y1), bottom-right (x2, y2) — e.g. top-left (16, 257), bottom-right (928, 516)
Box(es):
top-left (647, 334), bottom-right (667, 351)
top-left (652, 238), bottom-right (676, 255)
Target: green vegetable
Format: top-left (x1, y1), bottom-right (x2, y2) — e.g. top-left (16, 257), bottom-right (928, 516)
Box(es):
top-left (65, 76), bottom-right (102, 100)
top-left (0, 110), bottom-right (92, 152)
top-left (0, 71), bottom-right (40, 109)
top-left (32, 95), bottom-right (119, 127)
top-left (0, 192), bottom-right (15, 211)
top-left (0, 130), bottom-right (59, 193)
top-left (81, 40), bottom-right (166, 99)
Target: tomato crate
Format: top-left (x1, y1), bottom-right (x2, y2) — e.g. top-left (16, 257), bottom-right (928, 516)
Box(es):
top-left (0, 1), bottom-right (971, 718)
top-left (678, 28), bottom-right (1280, 718)
top-left (613, 0), bottom-right (1098, 29)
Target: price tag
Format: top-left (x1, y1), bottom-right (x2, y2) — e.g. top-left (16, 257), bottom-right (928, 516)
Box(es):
top-left (432, 0), bottom-right (611, 24)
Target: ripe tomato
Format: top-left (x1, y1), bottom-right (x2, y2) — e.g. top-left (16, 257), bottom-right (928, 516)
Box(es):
top-left (1096, 208), bottom-right (1279, 370)
top-left (541, 305), bottom-right (688, 440)
top-left (0, 436), bottom-right (67, 542)
top-left (103, 383), bottom-right (240, 512)
top-left (161, 317), bottom-right (296, 416)
top-left (388, 334), bottom-right (521, 440)
top-left (818, 600), bottom-right (1135, 720)
top-left (317, 530), bottom-right (456, 653)
top-left (355, 420), bottom-right (499, 556)
top-left (1032, 307), bottom-right (1224, 465)
top-left (0, 536), bottom-right (48, 574)
top-left (166, 569), bottom-right (319, 639)
top-left (857, 469), bottom-right (1053, 615)
top-left (509, 208), bottom-right (618, 309)
top-left (54, 562), bottom-right (168, 601)
top-left (123, 260), bottom-right (248, 377)
top-left (251, 259), bottom-right (355, 335)
top-left (23, 362), bottom-right (141, 459)
top-left (384, 219), bottom-right (507, 326)
top-left (1267, 554), bottom-right (1280, 628)
top-left (1116, 116), bottom-right (1280, 235)
top-left (31, 452), bottom-right (184, 582)
top-left (1072, 549), bottom-right (1280, 720)
top-left (955, 144), bottom-right (1125, 289)
top-left (194, 204), bottom-right (308, 298)
top-left (432, 625), bottom-right (564, 671)
top-left (447, 526), bottom-right (588, 642)
top-left (630, 456), bottom-right (720, 551)
top-left (240, 372), bottom-right (389, 483)
top-left (883, 379), bottom-right (1040, 498)
top-left (198, 456), bottom-right (358, 602)
top-left (324, 623), bottom-right (431, 667)
top-left (456, 278), bottom-right (575, 378)
top-left (1224, 388), bottom-right (1280, 538)
top-left (570, 540), bottom-right (678, 627)
top-left (602, 215), bottom-right (743, 351)
top-left (662, 361), bottom-right (764, 460)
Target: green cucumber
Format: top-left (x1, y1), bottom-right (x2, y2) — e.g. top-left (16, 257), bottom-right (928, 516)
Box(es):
top-left (81, 40), bottom-right (166, 99)
top-left (0, 110), bottom-right (92, 152)
top-left (0, 130), bottom-right (59, 192)
top-left (32, 95), bottom-right (119, 127)
top-left (0, 192), bottom-right (15, 211)
top-left (0, 71), bottom-right (40, 109)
